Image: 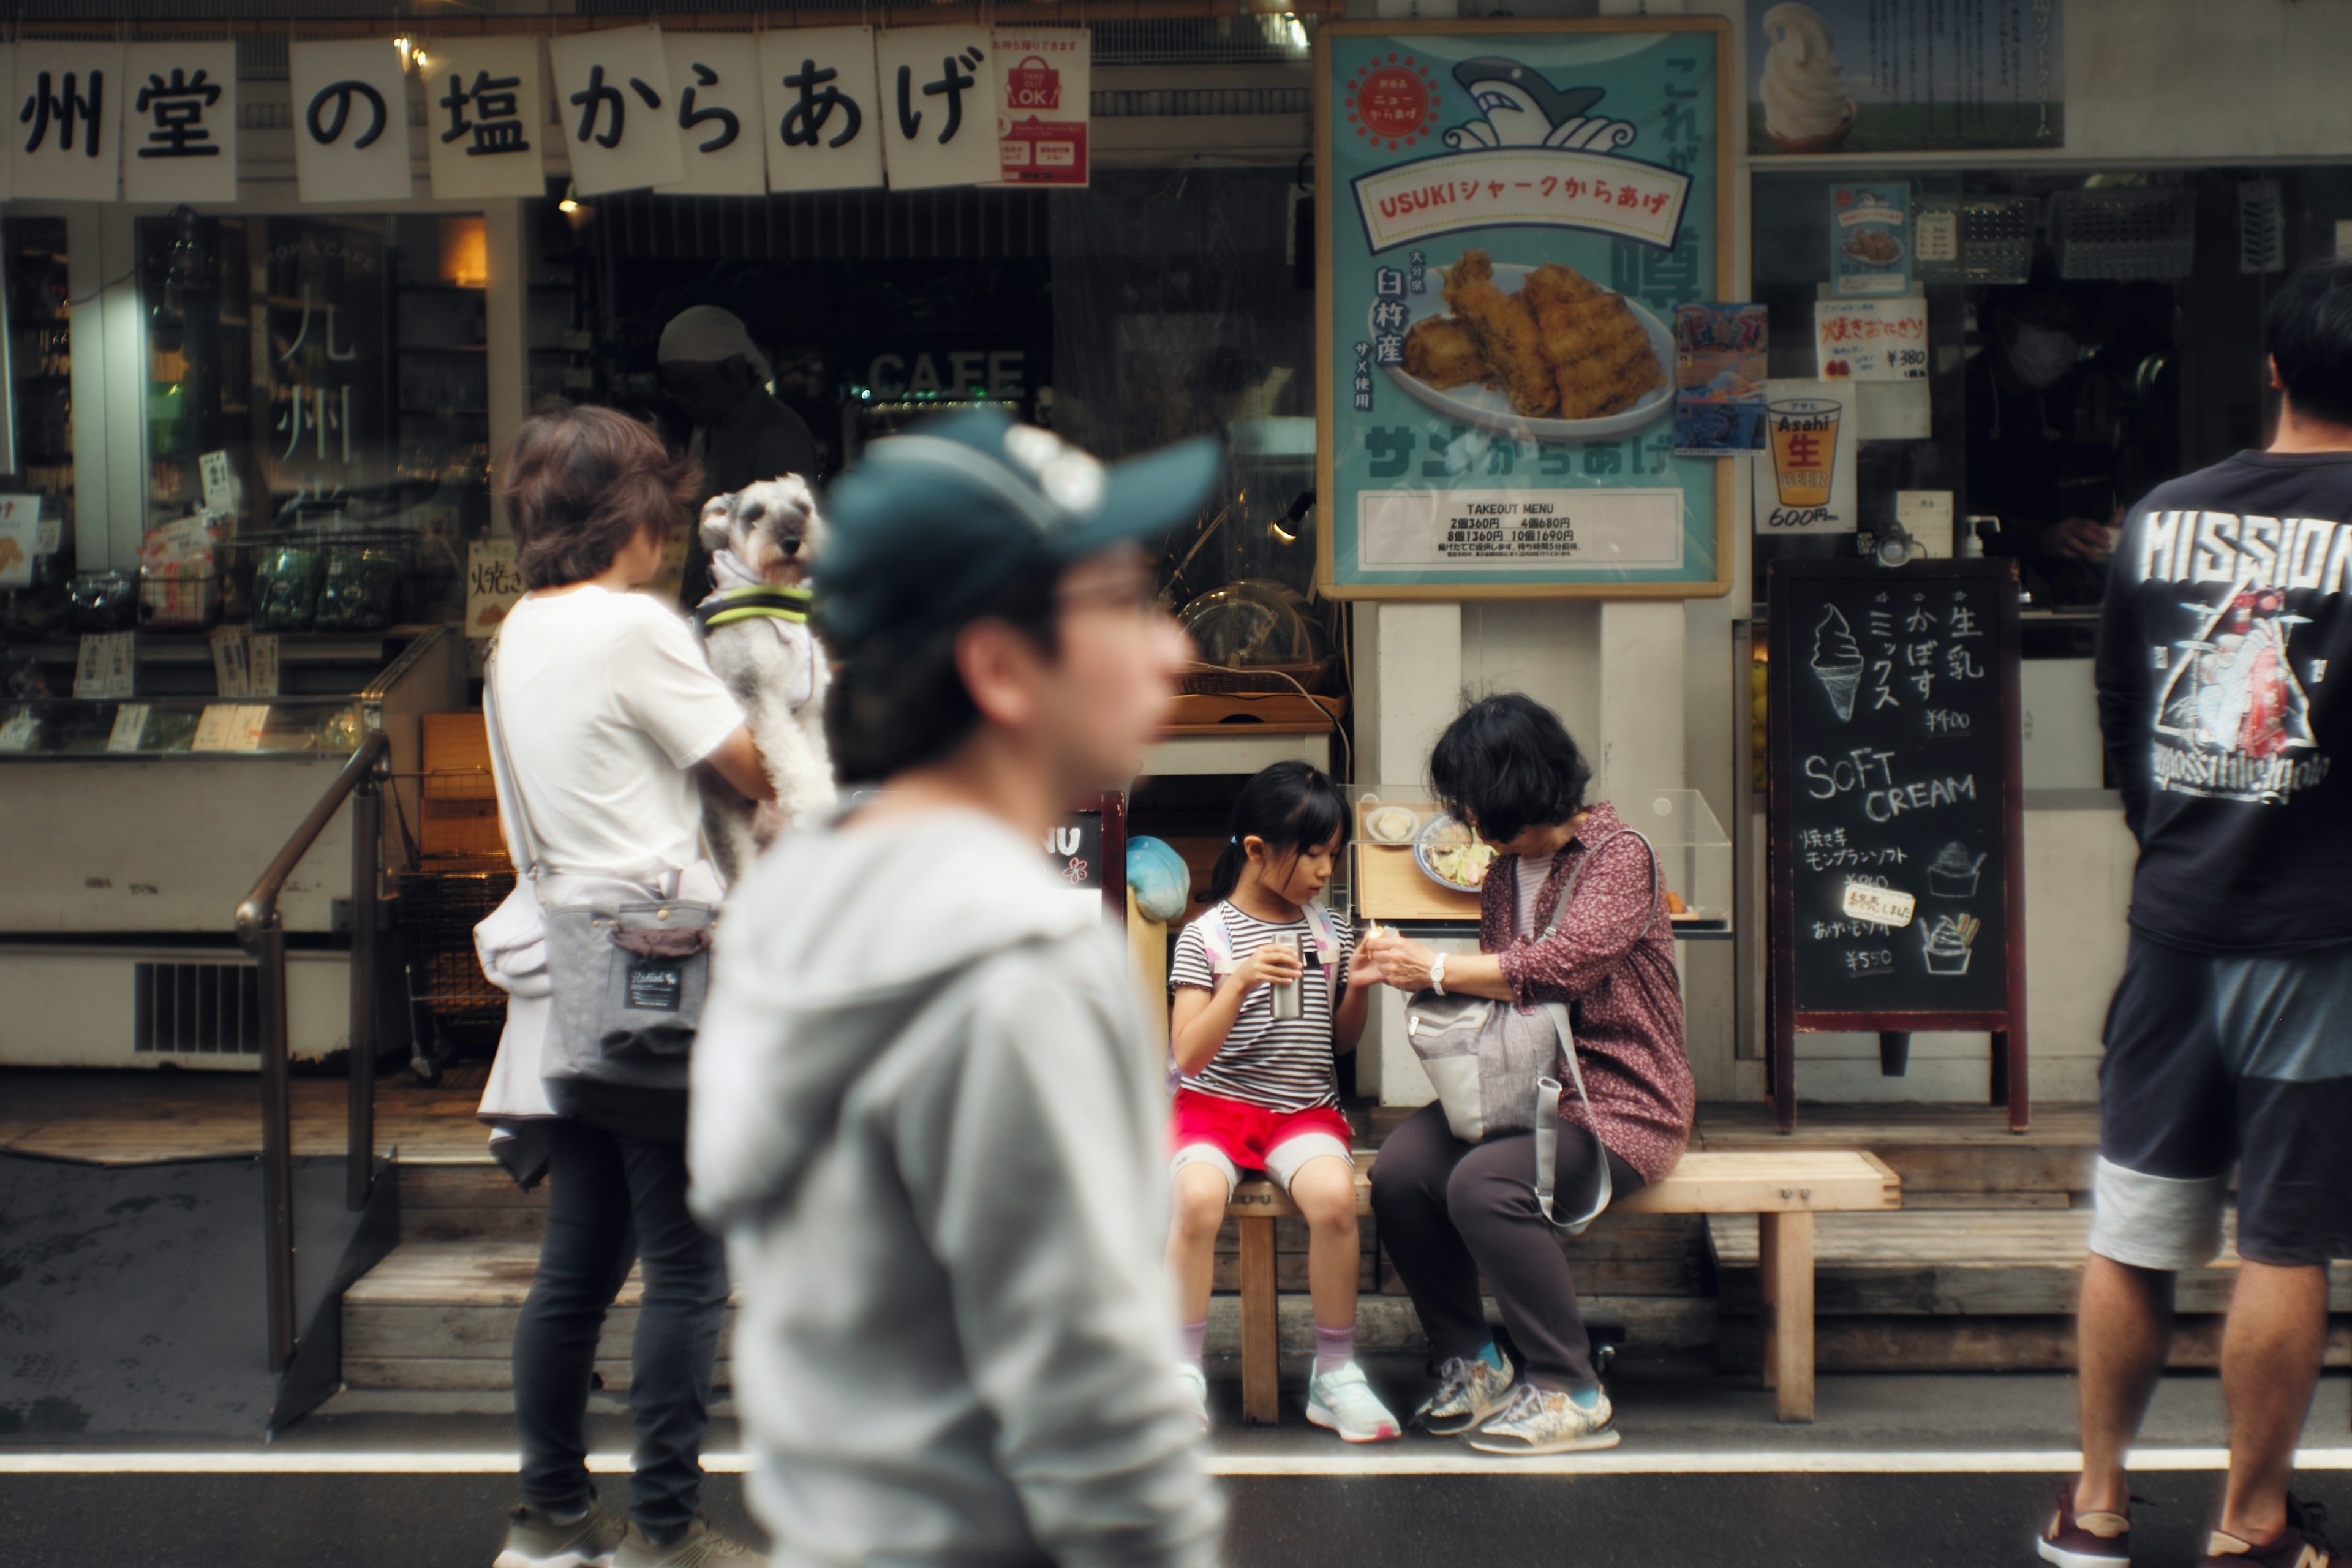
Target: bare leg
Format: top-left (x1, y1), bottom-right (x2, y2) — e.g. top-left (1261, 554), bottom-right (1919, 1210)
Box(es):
top-left (1166, 1164), bottom-right (1231, 1327)
top-left (1286, 1155), bottom-right (1362, 1331)
top-left (2217, 1261), bottom-right (2329, 1545)
top-left (2075, 1253), bottom-right (2176, 1516)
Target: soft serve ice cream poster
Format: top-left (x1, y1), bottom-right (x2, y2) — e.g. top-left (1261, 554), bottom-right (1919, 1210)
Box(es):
top-left (1316, 20), bottom-right (1730, 595)
top-left (1749, 1), bottom-right (2063, 156)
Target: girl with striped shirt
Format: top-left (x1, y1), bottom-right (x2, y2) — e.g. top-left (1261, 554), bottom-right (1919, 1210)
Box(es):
top-left (1164, 762), bottom-right (1401, 1442)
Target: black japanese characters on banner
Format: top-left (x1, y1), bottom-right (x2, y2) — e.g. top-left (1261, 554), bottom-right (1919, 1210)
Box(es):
top-left (874, 26), bottom-right (1001, 190)
top-left (126, 43), bottom-right (239, 203)
top-left (291, 38), bottom-right (413, 204)
top-left (760, 26), bottom-right (884, 193)
top-left (551, 24), bottom-right (684, 197)
top-left (423, 36), bottom-right (545, 200)
top-left (14, 42), bottom-right (123, 202)
top-left (660, 34), bottom-right (765, 195)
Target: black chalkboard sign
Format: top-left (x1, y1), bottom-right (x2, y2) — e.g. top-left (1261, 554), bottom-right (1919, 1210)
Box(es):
top-left (1765, 558), bottom-right (2027, 1132)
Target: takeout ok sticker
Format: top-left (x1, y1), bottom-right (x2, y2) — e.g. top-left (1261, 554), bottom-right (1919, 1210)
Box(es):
top-left (1348, 55), bottom-right (1441, 149)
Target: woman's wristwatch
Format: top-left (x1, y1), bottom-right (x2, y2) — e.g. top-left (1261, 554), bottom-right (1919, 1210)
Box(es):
top-left (1429, 952), bottom-right (1447, 996)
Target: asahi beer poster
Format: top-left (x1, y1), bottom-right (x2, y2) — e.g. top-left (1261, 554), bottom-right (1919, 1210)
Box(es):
top-left (1750, 1), bottom-right (2062, 156)
top-left (1317, 19), bottom-right (1732, 597)
top-left (1752, 378), bottom-right (1857, 535)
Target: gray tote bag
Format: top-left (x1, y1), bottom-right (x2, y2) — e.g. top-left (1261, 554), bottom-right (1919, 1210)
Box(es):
top-left (483, 649), bottom-right (717, 1091)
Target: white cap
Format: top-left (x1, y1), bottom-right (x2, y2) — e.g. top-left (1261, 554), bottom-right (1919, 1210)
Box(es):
top-left (657, 304), bottom-right (771, 379)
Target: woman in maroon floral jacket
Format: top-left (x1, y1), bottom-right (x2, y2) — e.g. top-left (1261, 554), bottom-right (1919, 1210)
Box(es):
top-left (1362, 694), bottom-right (1694, 1457)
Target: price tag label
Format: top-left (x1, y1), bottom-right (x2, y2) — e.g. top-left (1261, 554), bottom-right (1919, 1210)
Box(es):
top-left (74, 631), bottom-right (135, 699)
top-left (210, 627), bottom-right (251, 698)
top-left (1915, 209), bottom-right (1959, 265)
top-left (108, 703), bottom-right (151, 752)
top-left (246, 634), bottom-right (280, 698)
top-left (1841, 881), bottom-right (1918, 929)
top-left (194, 704), bottom-right (271, 753)
top-left (198, 450), bottom-right (235, 513)
top-left (0, 712), bottom-right (35, 752)
top-left (35, 518), bottom-right (60, 556)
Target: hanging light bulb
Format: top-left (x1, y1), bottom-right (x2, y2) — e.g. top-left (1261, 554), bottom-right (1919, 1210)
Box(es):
top-left (558, 181), bottom-right (581, 216)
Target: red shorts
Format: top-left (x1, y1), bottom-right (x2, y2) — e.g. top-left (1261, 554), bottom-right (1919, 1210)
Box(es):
top-left (1169, 1089), bottom-right (1354, 1192)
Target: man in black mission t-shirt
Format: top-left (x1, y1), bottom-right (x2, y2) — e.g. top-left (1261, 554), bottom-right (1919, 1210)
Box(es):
top-left (2040, 264), bottom-right (2352, 1568)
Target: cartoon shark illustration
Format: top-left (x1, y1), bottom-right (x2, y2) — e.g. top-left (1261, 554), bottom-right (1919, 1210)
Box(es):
top-left (1442, 58), bottom-right (1640, 151)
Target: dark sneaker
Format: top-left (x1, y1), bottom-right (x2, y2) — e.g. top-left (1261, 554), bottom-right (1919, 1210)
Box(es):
top-left (2203, 1496), bottom-right (2335, 1566)
top-left (2038, 1480), bottom-right (2132, 1568)
top-left (494, 1504), bottom-right (623, 1568)
top-left (1414, 1349), bottom-right (1516, 1436)
top-left (614, 1517), bottom-right (767, 1568)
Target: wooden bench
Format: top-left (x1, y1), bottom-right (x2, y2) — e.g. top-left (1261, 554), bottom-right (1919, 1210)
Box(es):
top-left (1226, 1147), bottom-right (1901, 1425)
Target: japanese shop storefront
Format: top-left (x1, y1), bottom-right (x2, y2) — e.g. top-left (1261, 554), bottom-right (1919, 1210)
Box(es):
top-left (7, 2), bottom-right (2352, 1110)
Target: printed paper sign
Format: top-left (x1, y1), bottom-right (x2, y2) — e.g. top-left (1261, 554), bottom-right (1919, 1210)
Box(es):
top-left (423, 36), bottom-right (546, 200)
top-left (123, 42), bottom-right (238, 205)
top-left (0, 713), bottom-right (34, 752)
top-left (1749, 0), bottom-right (2062, 155)
top-left (246, 634), bottom-right (280, 698)
top-left (290, 38), bottom-right (413, 204)
top-left (74, 633), bottom-right (135, 700)
top-left (1753, 379), bottom-right (1859, 534)
top-left (1815, 297), bottom-right (1927, 381)
top-left (0, 48), bottom-right (13, 202)
top-left (1673, 302), bottom-right (1768, 454)
top-left (1317, 22), bottom-right (1730, 597)
top-left (198, 449), bottom-right (234, 512)
top-left (549, 25), bottom-right (685, 198)
top-left (657, 33), bottom-right (766, 197)
top-left (760, 26), bottom-right (884, 195)
top-left (992, 29), bottom-right (1088, 187)
top-left (13, 43), bottom-right (123, 203)
top-left (466, 539), bottom-right (524, 638)
top-left (1915, 208), bottom-right (1959, 265)
top-left (875, 27), bottom-right (1000, 192)
top-left (107, 703), bottom-right (151, 753)
top-left (1830, 184), bottom-right (1910, 296)
top-left (1897, 489), bottom-right (1954, 557)
top-left (1842, 881), bottom-right (1917, 928)
top-left (0, 494), bottom-right (39, 588)
top-left (193, 704), bottom-right (270, 753)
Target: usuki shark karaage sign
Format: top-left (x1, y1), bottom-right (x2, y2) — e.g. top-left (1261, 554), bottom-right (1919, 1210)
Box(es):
top-left (1314, 18), bottom-right (1736, 601)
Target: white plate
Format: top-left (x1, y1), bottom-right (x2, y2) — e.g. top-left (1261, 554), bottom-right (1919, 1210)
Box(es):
top-left (1379, 261), bottom-right (1674, 443)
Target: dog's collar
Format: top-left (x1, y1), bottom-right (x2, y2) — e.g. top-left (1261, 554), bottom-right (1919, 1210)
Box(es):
top-left (694, 582), bottom-right (813, 634)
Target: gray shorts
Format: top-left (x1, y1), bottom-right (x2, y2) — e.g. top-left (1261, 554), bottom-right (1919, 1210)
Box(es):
top-left (1170, 1131), bottom-right (1353, 1199)
top-left (2090, 935), bottom-right (2352, 1270)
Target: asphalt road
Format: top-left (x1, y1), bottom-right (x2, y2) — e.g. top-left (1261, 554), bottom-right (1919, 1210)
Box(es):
top-left (2, 1468), bottom-right (2345, 1567)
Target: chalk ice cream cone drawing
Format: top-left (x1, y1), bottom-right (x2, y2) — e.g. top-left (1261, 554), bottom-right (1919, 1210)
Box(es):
top-left (1921, 913), bottom-right (1978, 976)
top-left (1760, 4), bottom-right (1856, 153)
top-left (1928, 842), bottom-right (1986, 899)
top-left (1811, 605), bottom-right (1866, 722)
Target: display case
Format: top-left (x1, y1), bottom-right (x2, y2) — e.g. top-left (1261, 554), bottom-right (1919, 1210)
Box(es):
top-left (0, 627), bottom-right (465, 1069)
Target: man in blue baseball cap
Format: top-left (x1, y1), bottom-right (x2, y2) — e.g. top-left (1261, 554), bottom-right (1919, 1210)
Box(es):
top-left (688, 409), bottom-right (1227, 1568)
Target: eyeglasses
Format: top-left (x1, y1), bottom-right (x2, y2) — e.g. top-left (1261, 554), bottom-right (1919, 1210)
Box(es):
top-left (1054, 568), bottom-right (1161, 619)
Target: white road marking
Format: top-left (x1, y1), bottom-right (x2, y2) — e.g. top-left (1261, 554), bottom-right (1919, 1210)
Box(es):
top-left (5, 1449), bottom-right (2352, 1477)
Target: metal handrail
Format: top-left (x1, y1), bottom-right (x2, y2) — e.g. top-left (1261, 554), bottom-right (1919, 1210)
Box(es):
top-left (234, 728), bottom-right (392, 1376)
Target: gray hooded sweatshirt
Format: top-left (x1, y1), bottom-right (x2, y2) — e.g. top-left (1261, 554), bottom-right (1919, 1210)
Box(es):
top-left (688, 808), bottom-right (1223, 1568)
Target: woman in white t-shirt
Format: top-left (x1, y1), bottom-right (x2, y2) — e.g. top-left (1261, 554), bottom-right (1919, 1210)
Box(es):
top-left (489, 401), bottom-right (774, 1568)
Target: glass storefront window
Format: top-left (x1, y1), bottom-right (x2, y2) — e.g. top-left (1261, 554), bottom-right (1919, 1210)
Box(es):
top-left (1, 218), bottom-right (73, 641)
top-left (136, 209), bottom-right (490, 635)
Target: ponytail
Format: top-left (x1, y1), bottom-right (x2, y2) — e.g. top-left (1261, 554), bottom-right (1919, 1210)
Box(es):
top-left (1205, 760), bottom-right (1348, 907)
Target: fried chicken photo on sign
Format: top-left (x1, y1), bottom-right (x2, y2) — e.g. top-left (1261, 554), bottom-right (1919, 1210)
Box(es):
top-left (1441, 249), bottom-right (1558, 418)
top-left (1403, 317), bottom-right (1486, 390)
top-left (1521, 262), bottom-right (1667, 420)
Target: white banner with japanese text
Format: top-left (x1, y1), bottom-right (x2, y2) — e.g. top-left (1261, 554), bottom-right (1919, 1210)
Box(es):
top-left (991, 29), bottom-right (1088, 187)
top-left (875, 26), bottom-right (1000, 191)
top-left (759, 26), bottom-right (884, 194)
top-left (14, 42), bottom-right (122, 203)
top-left (124, 42), bottom-right (237, 204)
top-left (0, 50), bottom-right (13, 201)
top-left (423, 36), bottom-right (546, 200)
top-left (290, 38), bottom-right (413, 205)
top-left (550, 24), bottom-right (683, 197)
top-left (658, 33), bottom-right (765, 196)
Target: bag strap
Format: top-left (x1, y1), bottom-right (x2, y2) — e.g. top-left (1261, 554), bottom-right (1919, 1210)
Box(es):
top-left (480, 643), bottom-right (545, 883)
top-left (1524, 825), bottom-right (1663, 1237)
top-left (1197, 900), bottom-right (1343, 975)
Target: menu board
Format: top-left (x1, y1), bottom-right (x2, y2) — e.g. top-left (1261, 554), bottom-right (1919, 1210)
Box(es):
top-left (1045, 793), bottom-right (1126, 924)
top-left (1766, 558), bottom-right (2025, 1040)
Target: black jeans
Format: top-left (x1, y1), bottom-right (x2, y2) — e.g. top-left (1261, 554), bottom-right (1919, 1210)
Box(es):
top-left (1371, 1101), bottom-right (1644, 1392)
top-left (514, 1118), bottom-right (728, 1533)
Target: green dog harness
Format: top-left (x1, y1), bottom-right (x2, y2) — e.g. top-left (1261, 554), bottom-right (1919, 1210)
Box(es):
top-left (693, 582), bottom-right (813, 634)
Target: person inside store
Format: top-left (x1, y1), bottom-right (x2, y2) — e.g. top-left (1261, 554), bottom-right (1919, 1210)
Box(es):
top-left (687, 408), bottom-right (1226, 1568)
top-left (1966, 265), bottom-right (2179, 606)
top-left (1358, 695), bottom-right (1693, 1456)
top-left (658, 304), bottom-right (823, 608)
top-left (484, 400), bottom-right (776, 1568)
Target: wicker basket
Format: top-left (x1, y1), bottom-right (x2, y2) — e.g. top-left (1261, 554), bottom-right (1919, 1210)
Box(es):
top-left (1178, 659), bottom-right (1333, 697)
